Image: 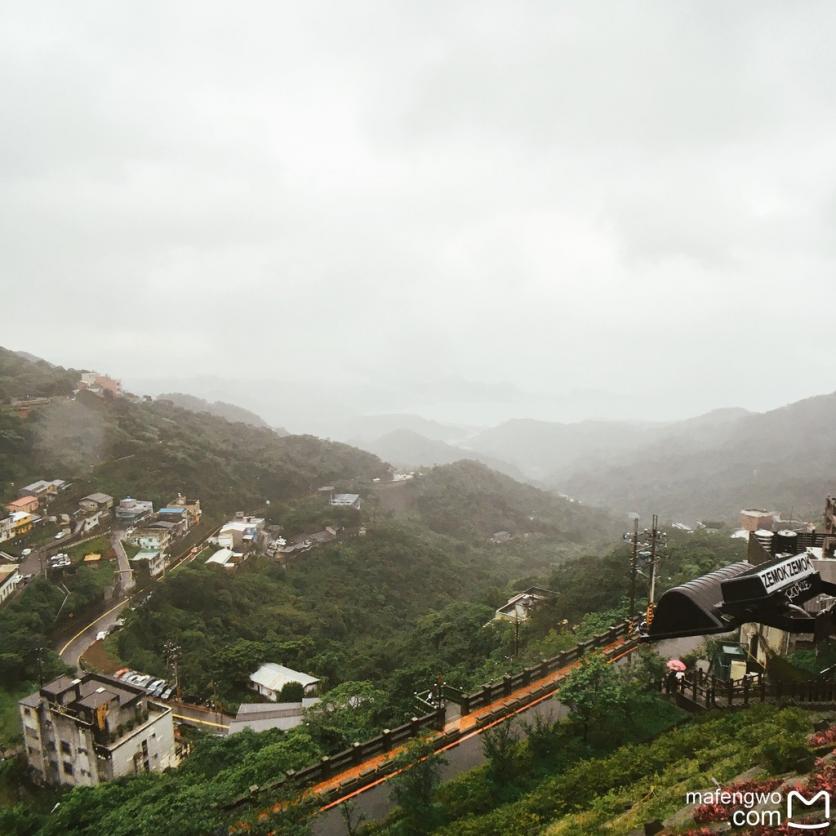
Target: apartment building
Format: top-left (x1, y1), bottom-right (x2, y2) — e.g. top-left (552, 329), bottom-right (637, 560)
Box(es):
top-left (19, 673), bottom-right (176, 787)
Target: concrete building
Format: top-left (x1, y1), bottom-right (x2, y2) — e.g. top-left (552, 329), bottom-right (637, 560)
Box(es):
top-left (494, 586), bottom-right (557, 622)
top-left (130, 550), bottom-right (166, 578)
top-left (0, 511), bottom-right (37, 541)
top-left (126, 523), bottom-right (176, 553)
top-left (205, 547), bottom-right (239, 569)
top-left (79, 493), bottom-right (114, 514)
top-left (739, 509), bottom-right (777, 533)
top-left (19, 673), bottom-right (176, 787)
top-left (169, 494), bottom-right (201, 526)
top-left (329, 493), bottom-right (361, 510)
top-left (228, 699), bottom-right (320, 734)
top-left (115, 498), bottom-right (154, 526)
top-left (217, 514), bottom-right (265, 550)
top-left (249, 663), bottom-right (320, 701)
top-left (18, 480), bottom-right (67, 499)
top-left (6, 495), bottom-right (39, 515)
top-left (0, 564), bottom-right (21, 605)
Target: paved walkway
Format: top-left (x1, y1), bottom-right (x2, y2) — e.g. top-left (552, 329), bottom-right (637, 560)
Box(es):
top-left (254, 636), bottom-right (635, 825)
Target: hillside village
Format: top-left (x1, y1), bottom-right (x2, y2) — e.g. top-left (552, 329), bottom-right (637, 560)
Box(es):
top-left (5, 350), bottom-right (836, 835)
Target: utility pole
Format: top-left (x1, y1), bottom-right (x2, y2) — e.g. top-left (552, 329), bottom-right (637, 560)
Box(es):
top-left (628, 516), bottom-right (639, 626)
top-left (164, 641), bottom-right (182, 703)
top-left (646, 514), bottom-right (665, 627)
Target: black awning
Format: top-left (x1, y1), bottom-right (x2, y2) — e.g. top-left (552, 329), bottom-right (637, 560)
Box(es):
top-left (648, 561), bottom-right (752, 640)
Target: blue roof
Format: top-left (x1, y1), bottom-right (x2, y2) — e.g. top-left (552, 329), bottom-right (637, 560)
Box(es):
top-left (160, 507), bottom-right (186, 514)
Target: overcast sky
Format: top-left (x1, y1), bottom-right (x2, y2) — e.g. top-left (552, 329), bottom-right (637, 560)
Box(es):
top-left (3, 2), bottom-right (836, 425)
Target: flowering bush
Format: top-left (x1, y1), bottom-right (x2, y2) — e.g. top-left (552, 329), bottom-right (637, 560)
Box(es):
top-left (692, 778), bottom-right (783, 823)
top-left (808, 726), bottom-right (836, 748)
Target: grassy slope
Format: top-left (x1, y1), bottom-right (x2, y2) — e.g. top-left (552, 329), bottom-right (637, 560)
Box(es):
top-left (429, 704), bottom-right (818, 835)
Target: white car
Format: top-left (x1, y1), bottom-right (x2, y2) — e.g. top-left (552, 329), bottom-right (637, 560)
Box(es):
top-left (21, 548), bottom-right (32, 557)
top-left (96, 630), bottom-right (108, 641)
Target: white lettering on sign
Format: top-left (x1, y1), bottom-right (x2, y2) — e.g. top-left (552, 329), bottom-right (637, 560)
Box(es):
top-left (756, 555), bottom-right (815, 595)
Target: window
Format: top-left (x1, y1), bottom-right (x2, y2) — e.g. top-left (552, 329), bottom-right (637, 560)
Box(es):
top-left (23, 707), bottom-right (31, 717)
top-left (63, 761), bottom-right (74, 775)
top-left (47, 740), bottom-right (56, 751)
top-left (61, 740), bottom-right (71, 754)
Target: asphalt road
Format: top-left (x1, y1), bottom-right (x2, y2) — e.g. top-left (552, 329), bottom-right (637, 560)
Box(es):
top-left (58, 597), bottom-right (132, 670)
top-left (111, 529), bottom-right (136, 593)
top-left (311, 634), bottom-right (705, 835)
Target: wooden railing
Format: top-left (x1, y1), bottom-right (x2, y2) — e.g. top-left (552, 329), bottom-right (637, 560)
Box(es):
top-left (222, 619), bottom-right (639, 811)
top-left (664, 670), bottom-right (836, 710)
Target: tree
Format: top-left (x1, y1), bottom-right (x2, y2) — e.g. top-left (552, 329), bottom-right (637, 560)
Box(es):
top-left (390, 736), bottom-right (447, 834)
top-left (305, 681), bottom-right (386, 750)
top-left (559, 652), bottom-right (627, 743)
top-left (279, 680), bottom-right (305, 701)
top-left (481, 720), bottom-right (519, 791)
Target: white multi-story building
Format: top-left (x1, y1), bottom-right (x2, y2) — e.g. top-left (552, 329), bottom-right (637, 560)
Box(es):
top-left (19, 673), bottom-right (177, 787)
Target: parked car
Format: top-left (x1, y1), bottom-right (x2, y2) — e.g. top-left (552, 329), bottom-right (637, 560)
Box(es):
top-left (131, 674), bottom-right (151, 687)
top-left (21, 548), bottom-right (32, 557)
top-left (160, 687), bottom-right (174, 700)
top-left (146, 678), bottom-right (165, 694)
top-left (96, 630), bottom-right (108, 641)
top-left (119, 670), bottom-right (136, 681)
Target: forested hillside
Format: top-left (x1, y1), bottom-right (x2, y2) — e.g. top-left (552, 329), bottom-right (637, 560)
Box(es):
top-left (0, 347), bottom-right (81, 402)
top-left (155, 392), bottom-right (276, 429)
top-left (563, 393), bottom-right (836, 522)
top-left (1, 394), bottom-right (387, 513)
top-left (394, 460), bottom-right (618, 543)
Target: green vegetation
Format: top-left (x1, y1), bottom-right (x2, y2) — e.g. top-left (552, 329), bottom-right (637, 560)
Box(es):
top-left (401, 460), bottom-right (618, 543)
top-left (368, 704), bottom-right (817, 835)
top-left (0, 348), bottom-right (80, 403)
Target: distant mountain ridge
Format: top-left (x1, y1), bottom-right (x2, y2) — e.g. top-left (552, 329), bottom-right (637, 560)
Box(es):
top-left (561, 395), bottom-right (836, 522)
top-left (156, 392), bottom-right (286, 432)
top-left (359, 427), bottom-right (525, 480)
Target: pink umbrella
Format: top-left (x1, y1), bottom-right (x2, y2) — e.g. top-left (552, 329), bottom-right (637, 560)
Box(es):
top-left (666, 659), bottom-right (687, 672)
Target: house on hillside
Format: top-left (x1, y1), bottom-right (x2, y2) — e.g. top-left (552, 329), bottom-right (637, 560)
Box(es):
top-left (739, 509), bottom-right (777, 532)
top-left (216, 514), bottom-right (265, 550)
top-left (6, 496), bottom-right (39, 515)
top-left (494, 586), bottom-right (557, 623)
top-left (130, 550), bottom-right (166, 578)
top-left (205, 548), bottom-right (241, 569)
top-left (228, 699), bottom-right (320, 734)
top-left (19, 672), bottom-right (176, 787)
top-left (169, 494), bottom-right (202, 527)
top-left (0, 564), bottom-right (21, 605)
top-left (78, 372), bottom-right (122, 398)
top-left (157, 506), bottom-right (189, 531)
top-left (249, 663), bottom-right (320, 701)
top-left (329, 493), bottom-right (361, 510)
top-left (115, 497), bottom-right (154, 526)
top-left (79, 493), bottom-right (114, 514)
top-left (1, 512), bottom-right (38, 540)
top-left (126, 524), bottom-right (173, 554)
top-left (18, 480), bottom-right (67, 500)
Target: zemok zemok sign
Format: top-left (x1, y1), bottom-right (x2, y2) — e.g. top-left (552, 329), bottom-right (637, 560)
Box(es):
top-left (722, 553), bottom-right (820, 608)
top-left (756, 554), bottom-right (816, 596)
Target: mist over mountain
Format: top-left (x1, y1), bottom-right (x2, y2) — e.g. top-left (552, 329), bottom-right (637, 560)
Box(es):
top-left (560, 396), bottom-right (836, 522)
top-left (156, 392), bottom-right (284, 432)
top-left (359, 428), bottom-right (525, 480)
